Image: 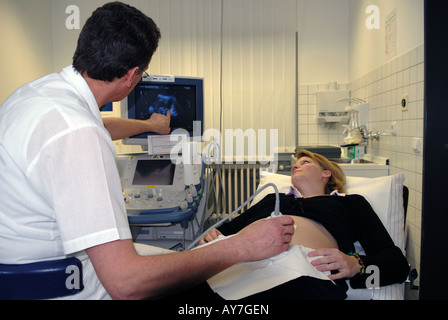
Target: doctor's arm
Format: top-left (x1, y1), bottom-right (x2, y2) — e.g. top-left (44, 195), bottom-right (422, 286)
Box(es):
top-left (103, 110), bottom-right (171, 140)
top-left (86, 216), bottom-right (295, 300)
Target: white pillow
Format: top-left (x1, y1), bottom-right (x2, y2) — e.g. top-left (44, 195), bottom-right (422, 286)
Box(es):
top-left (250, 173), bottom-right (292, 207)
top-left (252, 172), bottom-right (407, 300)
top-left (345, 174), bottom-right (406, 251)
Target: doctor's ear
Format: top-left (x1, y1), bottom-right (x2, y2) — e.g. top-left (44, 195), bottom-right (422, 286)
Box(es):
top-left (123, 67), bottom-right (141, 87)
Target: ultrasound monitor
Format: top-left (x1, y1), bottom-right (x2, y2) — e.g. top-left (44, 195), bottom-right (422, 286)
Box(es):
top-left (122, 76), bottom-right (204, 146)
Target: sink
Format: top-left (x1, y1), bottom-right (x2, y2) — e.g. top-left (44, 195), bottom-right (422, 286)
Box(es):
top-left (327, 157), bottom-right (389, 177)
top-left (329, 158), bottom-right (375, 164)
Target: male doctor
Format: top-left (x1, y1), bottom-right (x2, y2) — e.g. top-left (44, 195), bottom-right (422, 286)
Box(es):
top-left (0, 2), bottom-right (294, 299)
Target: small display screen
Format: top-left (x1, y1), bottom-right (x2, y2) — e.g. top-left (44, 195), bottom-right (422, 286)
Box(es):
top-left (132, 160), bottom-right (176, 186)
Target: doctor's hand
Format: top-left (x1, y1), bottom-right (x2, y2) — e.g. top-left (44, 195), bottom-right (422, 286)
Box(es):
top-left (232, 216), bottom-right (295, 262)
top-left (308, 248), bottom-right (362, 280)
top-left (198, 228), bottom-right (223, 245)
top-left (146, 110), bottom-right (171, 135)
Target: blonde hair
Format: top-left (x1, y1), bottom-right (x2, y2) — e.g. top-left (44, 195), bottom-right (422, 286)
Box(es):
top-left (294, 149), bottom-right (346, 194)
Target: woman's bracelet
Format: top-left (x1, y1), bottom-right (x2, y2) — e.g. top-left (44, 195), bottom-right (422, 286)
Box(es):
top-left (348, 251), bottom-right (366, 274)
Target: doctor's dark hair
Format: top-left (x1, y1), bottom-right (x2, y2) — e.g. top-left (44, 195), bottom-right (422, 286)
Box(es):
top-left (73, 2), bottom-right (161, 82)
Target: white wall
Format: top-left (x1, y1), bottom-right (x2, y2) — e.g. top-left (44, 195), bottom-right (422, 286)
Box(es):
top-left (348, 0), bottom-right (424, 80)
top-left (52, 0), bottom-right (110, 72)
top-left (297, 0), bottom-right (349, 85)
top-left (0, 0), bottom-right (53, 104)
top-left (54, 0), bottom-right (352, 87)
top-left (296, 0), bottom-right (350, 147)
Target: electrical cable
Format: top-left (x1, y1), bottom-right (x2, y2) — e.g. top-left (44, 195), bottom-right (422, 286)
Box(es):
top-left (186, 182), bottom-right (281, 250)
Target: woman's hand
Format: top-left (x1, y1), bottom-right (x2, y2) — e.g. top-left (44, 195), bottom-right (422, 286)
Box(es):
top-left (308, 248), bottom-right (362, 280)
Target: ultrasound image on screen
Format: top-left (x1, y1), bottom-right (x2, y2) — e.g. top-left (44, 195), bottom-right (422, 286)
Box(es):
top-left (134, 84), bottom-right (196, 132)
top-left (132, 160), bottom-right (175, 186)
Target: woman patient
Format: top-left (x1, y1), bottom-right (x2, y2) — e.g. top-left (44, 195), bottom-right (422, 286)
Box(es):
top-left (197, 149), bottom-right (409, 300)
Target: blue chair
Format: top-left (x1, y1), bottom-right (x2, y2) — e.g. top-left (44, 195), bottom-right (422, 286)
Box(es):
top-left (0, 257), bottom-right (84, 300)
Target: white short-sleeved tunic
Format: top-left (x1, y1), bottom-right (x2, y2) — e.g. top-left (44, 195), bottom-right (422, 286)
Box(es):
top-left (0, 65), bottom-right (132, 299)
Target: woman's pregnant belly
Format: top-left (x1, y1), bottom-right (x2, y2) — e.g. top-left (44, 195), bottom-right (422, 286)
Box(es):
top-left (288, 215), bottom-right (338, 249)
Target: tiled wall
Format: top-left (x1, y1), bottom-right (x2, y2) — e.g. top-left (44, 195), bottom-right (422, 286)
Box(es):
top-left (297, 83), bottom-right (349, 147)
top-left (297, 44), bottom-right (424, 299)
top-left (352, 44), bottom-right (424, 300)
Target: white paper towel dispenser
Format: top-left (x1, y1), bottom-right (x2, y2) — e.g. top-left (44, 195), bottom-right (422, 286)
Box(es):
top-left (316, 90), bottom-right (350, 124)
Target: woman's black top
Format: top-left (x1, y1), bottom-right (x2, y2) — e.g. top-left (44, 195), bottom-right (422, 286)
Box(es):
top-left (217, 193), bottom-right (409, 288)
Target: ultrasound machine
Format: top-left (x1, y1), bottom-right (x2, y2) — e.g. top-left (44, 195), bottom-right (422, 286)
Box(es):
top-left (117, 75), bottom-right (206, 250)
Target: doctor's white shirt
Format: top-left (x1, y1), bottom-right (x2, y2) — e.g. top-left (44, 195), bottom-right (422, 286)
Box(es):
top-left (0, 65), bottom-right (132, 299)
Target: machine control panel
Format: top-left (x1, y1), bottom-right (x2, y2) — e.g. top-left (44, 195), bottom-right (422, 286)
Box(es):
top-left (117, 154), bottom-right (202, 218)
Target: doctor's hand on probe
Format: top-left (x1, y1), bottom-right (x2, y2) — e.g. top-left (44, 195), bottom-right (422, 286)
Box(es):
top-left (308, 248), bottom-right (364, 280)
top-left (200, 216), bottom-right (295, 261)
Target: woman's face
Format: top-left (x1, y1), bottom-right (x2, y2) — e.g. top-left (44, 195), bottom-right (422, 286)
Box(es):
top-left (291, 156), bottom-right (330, 187)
